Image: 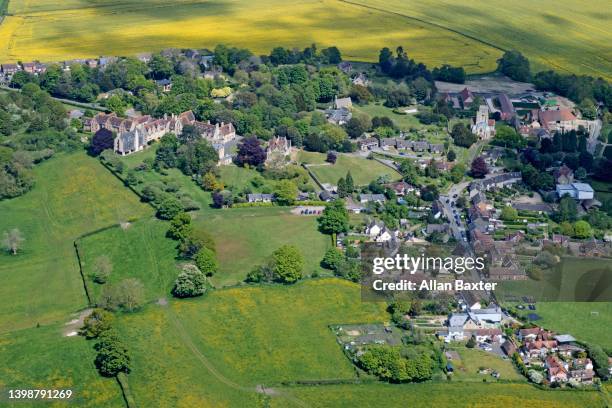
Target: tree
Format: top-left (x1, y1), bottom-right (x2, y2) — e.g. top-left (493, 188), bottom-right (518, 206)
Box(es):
top-left (554, 196), bottom-right (578, 222)
top-left (466, 336), bottom-right (476, 348)
top-left (235, 137), bottom-right (266, 167)
top-left (449, 163), bottom-right (466, 183)
top-left (560, 221), bottom-right (575, 236)
top-left (94, 330), bottom-right (131, 377)
top-left (275, 180), bottom-right (298, 206)
top-left (501, 206), bottom-right (518, 221)
top-left (194, 247), bottom-right (218, 276)
top-left (100, 279), bottom-right (145, 312)
top-left (446, 150), bottom-right (456, 162)
top-left (326, 151), bottom-right (337, 164)
top-left (89, 128), bottom-right (115, 156)
top-left (93, 255), bottom-right (113, 284)
top-left (79, 308), bottom-right (114, 339)
top-left (172, 264), bottom-right (207, 298)
top-left (492, 126), bottom-right (526, 149)
top-left (2, 228), bottom-right (24, 255)
top-left (321, 247), bottom-right (345, 270)
top-left (317, 200), bottom-right (349, 238)
top-left (470, 156), bottom-right (488, 178)
top-left (573, 220), bottom-right (592, 238)
top-left (156, 196), bottom-right (183, 220)
top-left (345, 171), bottom-right (354, 193)
top-left (497, 50), bottom-right (531, 82)
top-left (528, 369), bottom-right (544, 384)
top-left (345, 116), bottom-right (368, 139)
top-left (321, 46), bottom-right (342, 64)
top-left (270, 245), bottom-right (304, 283)
top-left (451, 123), bottom-right (477, 147)
top-left (167, 212), bottom-right (193, 241)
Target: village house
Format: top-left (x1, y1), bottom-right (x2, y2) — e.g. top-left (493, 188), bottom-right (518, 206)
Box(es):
top-left (333, 96), bottom-right (353, 110)
top-left (459, 87), bottom-right (474, 109)
top-left (194, 121), bottom-right (236, 143)
top-left (156, 78), bottom-right (173, 92)
top-left (1, 63), bottom-right (21, 76)
top-left (365, 220), bottom-right (397, 243)
top-left (265, 136), bottom-right (292, 166)
top-left (384, 181), bottom-right (418, 197)
top-left (360, 194), bottom-right (386, 204)
top-left (247, 193), bottom-right (274, 203)
top-left (553, 165), bottom-right (574, 185)
top-left (351, 72), bottom-right (370, 86)
top-left (497, 94), bottom-right (516, 121)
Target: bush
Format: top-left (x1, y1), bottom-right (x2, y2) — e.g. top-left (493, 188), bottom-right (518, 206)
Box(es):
top-left (194, 247), bottom-right (218, 276)
top-left (79, 309), bottom-right (114, 339)
top-left (156, 196), bottom-right (183, 220)
top-left (92, 255), bottom-right (112, 284)
top-left (172, 264), bottom-right (207, 298)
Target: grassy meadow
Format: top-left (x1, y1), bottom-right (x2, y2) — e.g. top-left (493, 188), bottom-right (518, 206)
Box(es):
top-left (192, 206), bottom-right (331, 286)
top-left (299, 151), bottom-right (401, 186)
top-left (115, 279), bottom-right (387, 406)
top-left (77, 218), bottom-right (179, 303)
top-left (0, 324), bottom-right (123, 407)
top-left (271, 382), bottom-right (608, 408)
top-left (1, 0), bottom-right (609, 78)
top-left (447, 347), bottom-right (523, 382)
top-left (0, 152), bottom-right (152, 333)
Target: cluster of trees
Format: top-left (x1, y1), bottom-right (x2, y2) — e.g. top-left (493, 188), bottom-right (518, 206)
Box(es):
top-left (336, 171), bottom-right (354, 198)
top-left (470, 156), bottom-right (489, 178)
top-left (320, 246), bottom-right (362, 282)
top-left (98, 278), bottom-right (146, 312)
top-left (357, 345), bottom-right (434, 383)
top-left (80, 309), bottom-right (130, 377)
top-left (431, 64), bottom-right (466, 84)
top-left (1, 85), bottom-right (78, 200)
top-left (496, 50), bottom-right (611, 111)
top-left (378, 47), bottom-right (431, 82)
top-left (267, 44), bottom-right (342, 66)
top-left (246, 244), bottom-right (305, 284)
top-left (166, 211), bottom-right (218, 293)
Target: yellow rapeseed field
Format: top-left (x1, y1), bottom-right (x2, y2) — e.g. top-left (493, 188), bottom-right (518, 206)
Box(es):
top-left (0, 0), bottom-right (610, 78)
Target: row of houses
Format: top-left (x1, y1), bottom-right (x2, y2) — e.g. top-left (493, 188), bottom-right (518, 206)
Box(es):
top-left (359, 136), bottom-right (444, 153)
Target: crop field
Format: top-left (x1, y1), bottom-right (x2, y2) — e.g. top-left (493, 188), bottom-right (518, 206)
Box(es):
top-left (0, 324), bottom-right (123, 407)
top-left (1, 0), bottom-right (609, 78)
top-left (115, 279), bottom-right (387, 406)
top-left (299, 151), bottom-right (401, 186)
top-left (270, 382), bottom-right (608, 408)
top-left (0, 152), bottom-right (152, 333)
top-left (192, 206), bottom-right (331, 286)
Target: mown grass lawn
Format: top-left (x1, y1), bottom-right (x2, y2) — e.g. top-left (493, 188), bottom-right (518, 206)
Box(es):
top-left (271, 382), bottom-right (607, 408)
top-left (299, 151), bottom-right (401, 187)
top-left (0, 324), bottom-right (124, 407)
top-left (192, 206), bottom-right (331, 286)
top-left (0, 152), bottom-right (152, 333)
top-left (78, 218), bottom-right (179, 303)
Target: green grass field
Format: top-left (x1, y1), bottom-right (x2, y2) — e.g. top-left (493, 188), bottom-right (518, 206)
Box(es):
top-left (192, 206), bottom-right (331, 286)
top-left (532, 302), bottom-right (612, 350)
top-left (77, 218), bottom-right (179, 303)
top-left (0, 324), bottom-right (123, 407)
top-left (299, 151), bottom-right (401, 186)
top-left (448, 347), bottom-right (523, 382)
top-left (115, 279), bottom-right (388, 406)
top-left (1, 0), bottom-right (609, 78)
top-left (270, 382), bottom-right (608, 408)
top-left (0, 152), bottom-right (152, 333)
